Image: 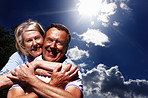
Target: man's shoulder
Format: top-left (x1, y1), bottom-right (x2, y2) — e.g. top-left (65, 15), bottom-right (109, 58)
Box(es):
top-left (63, 58), bottom-right (76, 65)
top-left (63, 57), bottom-right (82, 78)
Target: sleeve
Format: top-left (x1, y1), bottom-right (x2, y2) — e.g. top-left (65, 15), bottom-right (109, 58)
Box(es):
top-left (63, 58), bottom-right (76, 65)
top-left (63, 58), bottom-right (83, 92)
top-left (65, 71), bottom-right (83, 92)
top-left (9, 84), bottom-right (28, 94)
top-left (0, 51), bottom-right (23, 75)
top-left (9, 84), bottom-right (21, 90)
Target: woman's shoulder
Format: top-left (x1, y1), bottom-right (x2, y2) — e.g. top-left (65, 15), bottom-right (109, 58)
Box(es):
top-left (9, 51), bottom-right (25, 60)
top-left (10, 51), bottom-right (21, 57)
top-left (0, 51), bottom-right (26, 74)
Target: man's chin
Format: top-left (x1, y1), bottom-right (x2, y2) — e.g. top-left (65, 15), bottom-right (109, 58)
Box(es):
top-left (35, 53), bottom-right (42, 57)
top-left (44, 56), bottom-right (56, 62)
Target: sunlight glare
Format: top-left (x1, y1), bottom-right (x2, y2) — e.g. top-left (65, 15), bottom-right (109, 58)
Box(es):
top-left (77, 0), bottom-right (120, 26)
top-left (77, 0), bottom-right (103, 17)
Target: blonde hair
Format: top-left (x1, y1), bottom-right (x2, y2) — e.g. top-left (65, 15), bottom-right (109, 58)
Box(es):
top-left (15, 19), bottom-right (45, 56)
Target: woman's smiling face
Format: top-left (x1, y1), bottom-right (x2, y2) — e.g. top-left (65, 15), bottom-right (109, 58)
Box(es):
top-left (23, 30), bottom-right (43, 58)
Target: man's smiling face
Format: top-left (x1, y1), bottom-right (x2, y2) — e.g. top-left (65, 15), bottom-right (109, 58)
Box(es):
top-left (42, 27), bottom-right (68, 62)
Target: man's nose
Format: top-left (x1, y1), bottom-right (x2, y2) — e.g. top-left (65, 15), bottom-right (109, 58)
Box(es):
top-left (50, 41), bottom-right (56, 48)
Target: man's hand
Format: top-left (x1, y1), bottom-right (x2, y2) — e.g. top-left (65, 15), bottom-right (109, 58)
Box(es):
top-left (49, 64), bottom-right (79, 89)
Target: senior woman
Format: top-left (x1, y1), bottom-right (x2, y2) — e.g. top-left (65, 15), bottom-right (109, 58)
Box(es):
top-left (0, 20), bottom-right (44, 89)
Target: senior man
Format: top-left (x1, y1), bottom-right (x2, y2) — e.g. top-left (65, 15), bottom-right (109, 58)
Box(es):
top-left (7, 24), bottom-right (83, 98)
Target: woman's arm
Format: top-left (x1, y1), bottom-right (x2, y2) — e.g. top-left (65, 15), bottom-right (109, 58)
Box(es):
top-left (0, 51), bottom-right (26, 90)
top-left (0, 73), bottom-right (14, 90)
top-left (30, 60), bottom-right (58, 71)
top-left (31, 60), bottom-right (78, 78)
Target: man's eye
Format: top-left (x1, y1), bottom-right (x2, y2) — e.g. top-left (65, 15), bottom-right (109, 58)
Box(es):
top-left (36, 37), bottom-right (39, 39)
top-left (56, 41), bottom-right (63, 45)
top-left (47, 39), bottom-right (52, 42)
top-left (35, 37), bottom-right (40, 40)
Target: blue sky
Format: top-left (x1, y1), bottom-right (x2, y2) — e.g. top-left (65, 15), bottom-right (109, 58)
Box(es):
top-left (1, 0), bottom-right (148, 97)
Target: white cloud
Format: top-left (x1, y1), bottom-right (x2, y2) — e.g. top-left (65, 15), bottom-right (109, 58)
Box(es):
top-left (120, 2), bottom-right (131, 10)
top-left (98, 0), bottom-right (131, 27)
top-left (97, 14), bottom-right (109, 23)
top-left (91, 21), bottom-right (95, 25)
top-left (78, 63), bottom-right (88, 72)
top-left (113, 21), bottom-right (120, 26)
top-left (82, 64), bottom-right (148, 98)
top-left (78, 29), bottom-right (110, 47)
top-left (102, 22), bottom-right (109, 27)
top-left (100, 2), bottom-right (117, 16)
top-left (78, 63), bottom-right (87, 67)
top-left (67, 46), bottom-right (89, 61)
top-left (96, 2), bottom-right (117, 27)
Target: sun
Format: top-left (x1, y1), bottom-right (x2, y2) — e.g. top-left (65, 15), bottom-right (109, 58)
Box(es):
top-left (77, 0), bottom-right (103, 17)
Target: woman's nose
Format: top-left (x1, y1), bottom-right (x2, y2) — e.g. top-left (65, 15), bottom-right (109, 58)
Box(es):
top-left (32, 39), bottom-right (37, 46)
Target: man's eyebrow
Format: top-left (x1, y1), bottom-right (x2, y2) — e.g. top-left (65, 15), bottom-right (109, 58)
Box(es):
top-left (58, 39), bottom-right (65, 43)
top-left (46, 37), bottom-right (52, 40)
top-left (45, 37), bottom-right (64, 43)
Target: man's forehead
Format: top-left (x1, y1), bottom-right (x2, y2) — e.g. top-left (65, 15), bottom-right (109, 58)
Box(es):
top-left (45, 28), bottom-right (67, 37)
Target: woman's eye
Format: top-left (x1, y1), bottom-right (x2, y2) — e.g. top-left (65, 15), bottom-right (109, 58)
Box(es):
top-left (27, 40), bottom-right (32, 42)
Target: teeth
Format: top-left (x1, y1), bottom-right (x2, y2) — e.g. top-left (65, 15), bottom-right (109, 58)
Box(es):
top-left (32, 47), bottom-right (40, 51)
top-left (47, 50), bottom-right (52, 54)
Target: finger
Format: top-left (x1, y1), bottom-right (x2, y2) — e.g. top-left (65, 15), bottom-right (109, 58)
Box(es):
top-left (10, 70), bottom-right (16, 76)
top-left (7, 73), bottom-right (19, 81)
top-left (41, 70), bottom-right (52, 77)
top-left (26, 62), bottom-right (33, 68)
top-left (35, 69), bottom-right (52, 77)
top-left (30, 60), bottom-right (42, 68)
top-left (47, 71), bottom-right (52, 75)
top-left (61, 64), bottom-right (72, 73)
top-left (26, 62), bottom-right (29, 67)
top-left (69, 69), bottom-right (79, 81)
top-left (69, 69), bottom-right (79, 78)
top-left (7, 75), bottom-right (19, 80)
top-left (19, 64), bottom-right (27, 69)
top-left (45, 73), bottom-right (52, 77)
top-left (26, 62), bottom-right (35, 72)
top-left (13, 67), bottom-right (20, 76)
top-left (67, 65), bottom-right (77, 75)
top-left (54, 64), bottom-right (62, 72)
top-left (44, 72), bottom-right (52, 77)
top-left (18, 65), bottom-right (28, 73)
